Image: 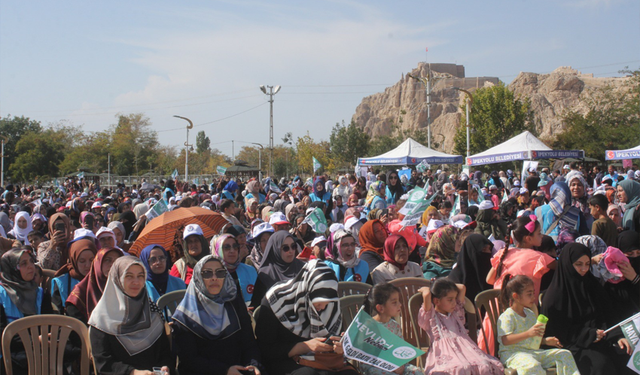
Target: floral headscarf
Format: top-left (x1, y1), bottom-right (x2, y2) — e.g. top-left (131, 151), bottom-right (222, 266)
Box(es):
top-left (365, 181), bottom-right (385, 207)
top-left (425, 225), bottom-right (459, 268)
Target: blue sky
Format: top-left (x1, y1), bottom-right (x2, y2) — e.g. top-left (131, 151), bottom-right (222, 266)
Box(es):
top-left (1, 0), bottom-right (638, 158)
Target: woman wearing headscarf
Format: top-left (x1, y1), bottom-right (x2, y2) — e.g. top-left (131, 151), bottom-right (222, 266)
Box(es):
top-left (251, 231), bottom-right (305, 308)
top-left (0, 212), bottom-right (12, 237)
top-left (51, 238), bottom-right (97, 312)
top-left (423, 226), bottom-right (460, 279)
top-left (535, 182), bottom-right (588, 241)
top-left (358, 219), bottom-right (388, 273)
top-left (107, 220), bottom-right (132, 253)
top-left (541, 243), bottom-right (632, 375)
top-left (119, 210), bottom-right (137, 241)
top-left (371, 234), bottom-right (423, 284)
top-left (566, 170), bottom-right (594, 229)
top-left (617, 179), bottom-right (640, 232)
top-left (170, 224), bottom-right (210, 285)
top-left (310, 177), bottom-right (332, 205)
top-left (420, 206), bottom-right (440, 234)
top-left (140, 244), bottom-right (186, 303)
top-left (222, 180), bottom-right (239, 200)
top-left (474, 201), bottom-right (508, 242)
top-left (365, 181), bottom-right (387, 213)
top-left (173, 255), bottom-right (263, 375)
top-left (325, 229), bottom-right (372, 284)
top-left (248, 222), bottom-right (274, 270)
top-left (447, 233), bottom-right (493, 302)
top-left (0, 249), bottom-right (54, 374)
top-left (66, 247), bottom-right (123, 323)
top-left (37, 212), bottom-right (73, 271)
top-left (385, 170), bottom-right (406, 205)
top-left (89, 257), bottom-right (175, 375)
top-left (9, 211), bottom-right (33, 245)
top-left (333, 175), bottom-right (353, 203)
top-left (212, 234), bottom-right (257, 305)
top-left (245, 197), bottom-right (259, 223)
top-left (255, 259), bottom-right (355, 375)
top-left (244, 179), bottom-right (266, 207)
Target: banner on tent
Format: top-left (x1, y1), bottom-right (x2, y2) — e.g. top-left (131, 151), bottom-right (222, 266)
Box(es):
top-left (531, 150), bottom-right (584, 159)
top-left (359, 156), bottom-right (463, 166)
top-left (607, 150), bottom-right (640, 161)
top-left (466, 152), bottom-right (528, 166)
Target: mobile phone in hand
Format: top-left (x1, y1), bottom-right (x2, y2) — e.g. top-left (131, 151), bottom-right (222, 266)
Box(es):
top-left (238, 370), bottom-right (254, 375)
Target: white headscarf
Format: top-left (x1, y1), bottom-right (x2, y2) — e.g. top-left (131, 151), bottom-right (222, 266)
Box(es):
top-left (9, 211), bottom-right (33, 245)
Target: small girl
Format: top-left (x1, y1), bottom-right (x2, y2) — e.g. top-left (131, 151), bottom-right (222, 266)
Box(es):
top-left (418, 279), bottom-right (504, 374)
top-left (497, 274), bottom-right (579, 375)
top-left (361, 283), bottom-right (424, 375)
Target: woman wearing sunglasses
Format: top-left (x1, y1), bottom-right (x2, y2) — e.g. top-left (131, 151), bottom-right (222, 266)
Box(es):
top-left (213, 234), bottom-right (257, 306)
top-left (173, 255), bottom-right (263, 375)
top-left (251, 231), bottom-right (305, 308)
top-left (140, 244), bottom-right (186, 303)
top-left (325, 229), bottom-right (372, 284)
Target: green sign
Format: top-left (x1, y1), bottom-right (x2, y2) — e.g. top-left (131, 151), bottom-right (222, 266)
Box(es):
top-left (302, 207), bottom-right (328, 233)
top-left (398, 186), bottom-right (433, 227)
top-left (416, 160), bottom-right (430, 173)
top-left (216, 166), bottom-right (227, 176)
top-left (145, 199), bottom-right (169, 221)
top-left (342, 309), bottom-right (424, 371)
top-left (313, 156), bottom-right (322, 172)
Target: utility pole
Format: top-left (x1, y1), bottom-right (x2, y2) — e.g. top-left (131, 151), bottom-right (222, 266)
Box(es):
top-left (174, 115), bottom-right (194, 182)
top-left (453, 87), bottom-right (474, 158)
top-left (408, 65), bottom-right (436, 148)
top-left (259, 85), bottom-right (281, 176)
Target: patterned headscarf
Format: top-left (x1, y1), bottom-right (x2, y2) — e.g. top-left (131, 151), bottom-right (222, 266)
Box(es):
top-left (425, 225), bottom-right (460, 268)
top-left (365, 181), bottom-right (385, 207)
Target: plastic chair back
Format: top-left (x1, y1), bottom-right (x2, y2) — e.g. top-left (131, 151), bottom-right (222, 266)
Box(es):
top-left (339, 294), bottom-right (366, 332)
top-left (337, 281), bottom-right (371, 298)
top-left (156, 289), bottom-right (186, 321)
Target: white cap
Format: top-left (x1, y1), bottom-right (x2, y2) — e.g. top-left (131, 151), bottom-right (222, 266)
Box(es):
top-left (426, 219), bottom-right (444, 233)
top-left (252, 222), bottom-right (274, 238)
top-left (344, 216), bottom-right (361, 230)
top-left (183, 224), bottom-right (204, 239)
top-left (519, 187), bottom-right (529, 194)
top-left (65, 201), bottom-right (73, 208)
top-left (478, 200), bottom-right (494, 210)
top-left (563, 164), bottom-right (570, 170)
top-left (73, 228), bottom-right (96, 240)
top-left (329, 223), bottom-right (344, 233)
top-left (513, 180), bottom-right (521, 186)
top-left (91, 202), bottom-right (103, 209)
top-left (80, 192), bottom-right (89, 198)
top-left (269, 212), bottom-right (289, 226)
top-left (95, 227), bottom-right (116, 241)
top-left (311, 236), bottom-right (327, 247)
top-left (452, 220), bottom-right (471, 229)
top-left (528, 167), bottom-right (537, 172)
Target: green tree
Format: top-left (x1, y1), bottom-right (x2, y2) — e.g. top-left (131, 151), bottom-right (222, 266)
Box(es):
top-left (296, 133), bottom-right (330, 175)
top-left (58, 130), bottom-right (111, 174)
top-left (453, 84), bottom-right (534, 156)
top-left (0, 115), bottom-right (43, 172)
top-left (9, 129), bottom-right (65, 182)
top-left (195, 131), bottom-right (210, 154)
top-left (329, 120), bottom-right (370, 168)
top-left (553, 68), bottom-right (640, 159)
top-left (110, 113), bottom-right (158, 175)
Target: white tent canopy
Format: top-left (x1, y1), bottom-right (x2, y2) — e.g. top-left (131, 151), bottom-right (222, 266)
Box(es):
top-left (358, 138), bottom-right (463, 166)
top-left (606, 144), bottom-right (640, 160)
top-left (466, 131), bottom-right (584, 166)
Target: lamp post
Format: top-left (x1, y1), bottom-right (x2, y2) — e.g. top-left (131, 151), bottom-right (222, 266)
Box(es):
top-left (173, 115), bottom-right (194, 182)
top-left (259, 85), bottom-right (281, 177)
top-left (0, 136), bottom-right (7, 187)
top-left (251, 142), bottom-right (264, 182)
top-left (452, 87), bottom-right (473, 158)
top-left (407, 72), bottom-right (433, 148)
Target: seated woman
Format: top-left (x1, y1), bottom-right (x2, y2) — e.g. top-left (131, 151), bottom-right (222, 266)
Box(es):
top-left (89, 256), bottom-right (175, 375)
top-left (422, 226), bottom-right (460, 279)
top-left (172, 255), bottom-right (263, 375)
top-left (96, 227), bottom-right (118, 251)
top-left (251, 231), bottom-right (304, 307)
top-left (255, 260), bottom-right (357, 375)
top-left (140, 244), bottom-right (186, 303)
top-left (542, 243), bottom-right (633, 375)
top-left (170, 224), bottom-right (210, 285)
top-left (247, 222), bottom-right (274, 270)
top-left (358, 219), bottom-right (388, 273)
top-left (9, 212), bottom-right (33, 245)
top-left (0, 249), bottom-right (54, 375)
top-left (325, 229), bottom-right (372, 284)
top-left (447, 233), bottom-right (494, 302)
top-left (371, 234), bottom-right (423, 284)
top-left (51, 238), bottom-right (97, 312)
top-left (66, 247), bottom-right (123, 323)
top-left (107, 221), bottom-right (132, 254)
top-left (37, 213), bottom-right (73, 271)
top-left (213, 234), bottom-right (257, 305)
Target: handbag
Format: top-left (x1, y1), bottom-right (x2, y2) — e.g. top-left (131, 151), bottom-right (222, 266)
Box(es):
top-left (294, 351), bottom-right (352, 372)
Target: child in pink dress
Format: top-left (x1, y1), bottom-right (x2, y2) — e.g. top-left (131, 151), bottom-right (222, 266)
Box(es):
top-left (418, 279), bottom-right (504, 374)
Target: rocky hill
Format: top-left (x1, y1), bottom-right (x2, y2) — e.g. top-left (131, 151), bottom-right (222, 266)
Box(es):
top-left (352, 62), bottom-right (629, 153)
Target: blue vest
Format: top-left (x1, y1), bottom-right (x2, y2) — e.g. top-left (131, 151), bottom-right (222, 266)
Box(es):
top-left (310, 192), bottom-right (331, 204)
top-left (327, 260), bottom-right (369, 283)
top-left (0, 285), bottom-right (43, 323)
top-left (145, 276), bottom-right (187, 303)
top-left (51, 274), bottom-right (80, 307)
top-left (365, 195), bottom-right (386, 214)
top-left (538, 205), bottom-right (580, 241)
top-left (235, 263), bottom-right (257, 303)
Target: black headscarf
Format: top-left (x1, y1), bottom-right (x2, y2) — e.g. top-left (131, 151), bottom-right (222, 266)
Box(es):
top-left (386, 170), bottom-right (404, 202)
top-left (0, 249), bottom-right (38, 315)
top-left (257, 231), bottom-right (305, 288)
top-left (448, 234), bottom-right (493, 302)
top-left (119, 210), bottom-right (137, 239)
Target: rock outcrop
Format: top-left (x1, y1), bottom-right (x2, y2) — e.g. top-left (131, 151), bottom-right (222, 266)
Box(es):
top-left (352, 63), bottom-right (629, 153)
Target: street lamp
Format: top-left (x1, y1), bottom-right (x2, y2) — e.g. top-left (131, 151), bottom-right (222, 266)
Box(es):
top-left (452, 87), bottom-right (474, 158)
top-left (259, 85), bottom-right (281, 177)
top-left (173, 115), bottom-right (194, 182)
top-left (251, 142), bottom-right (264, 182)
top-left (407, 72), bottom-right (433, 148)
top-left (0, 136), bottom-right (7, 187)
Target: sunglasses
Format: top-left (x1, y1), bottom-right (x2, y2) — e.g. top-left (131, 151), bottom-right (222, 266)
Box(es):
top-left (148, 256), bottom-right (167, 264)
top-left (389, 176), bottom-right (398, 180)
top-left (222, 243), bottom-right (240, 251)
top-left (201, 269), bottom-right (227, 280)
top-left (281, 244), bottom-right (296, 252)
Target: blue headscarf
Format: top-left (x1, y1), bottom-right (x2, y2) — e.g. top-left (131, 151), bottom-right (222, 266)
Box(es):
top-left (313, 177), bottom-right (326, 195)
top-left (140, 244), bottom-right (171, 295)
top-left (172, 255), bottom-right (239, 340)
top-left (224, 180), bottom-right (238, 193)
top-left (162, 188), bottom-right (174, 202)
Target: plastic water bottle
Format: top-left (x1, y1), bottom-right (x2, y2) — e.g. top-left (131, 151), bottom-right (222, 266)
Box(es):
top-left (533, 314), bottom-right (549, 348)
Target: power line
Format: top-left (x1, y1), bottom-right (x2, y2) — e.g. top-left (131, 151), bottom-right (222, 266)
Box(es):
top-left (156, 102), bottom-right (267, 133)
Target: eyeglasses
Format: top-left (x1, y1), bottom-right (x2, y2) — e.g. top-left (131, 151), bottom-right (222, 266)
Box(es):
top-left (341, 242), bottom-right (357, 248)
top-left (281, 244), bottom-right (296, 252)
top-left (222, 243), bottom-right (240, 251)
top-left (148, 256), bottom-right (167, 264)
top-left (201, 269), bottom-right (227, 280)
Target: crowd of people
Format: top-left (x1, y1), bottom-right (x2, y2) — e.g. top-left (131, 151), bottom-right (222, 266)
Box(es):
top-left (0, 160), bottom-right (639, 375)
